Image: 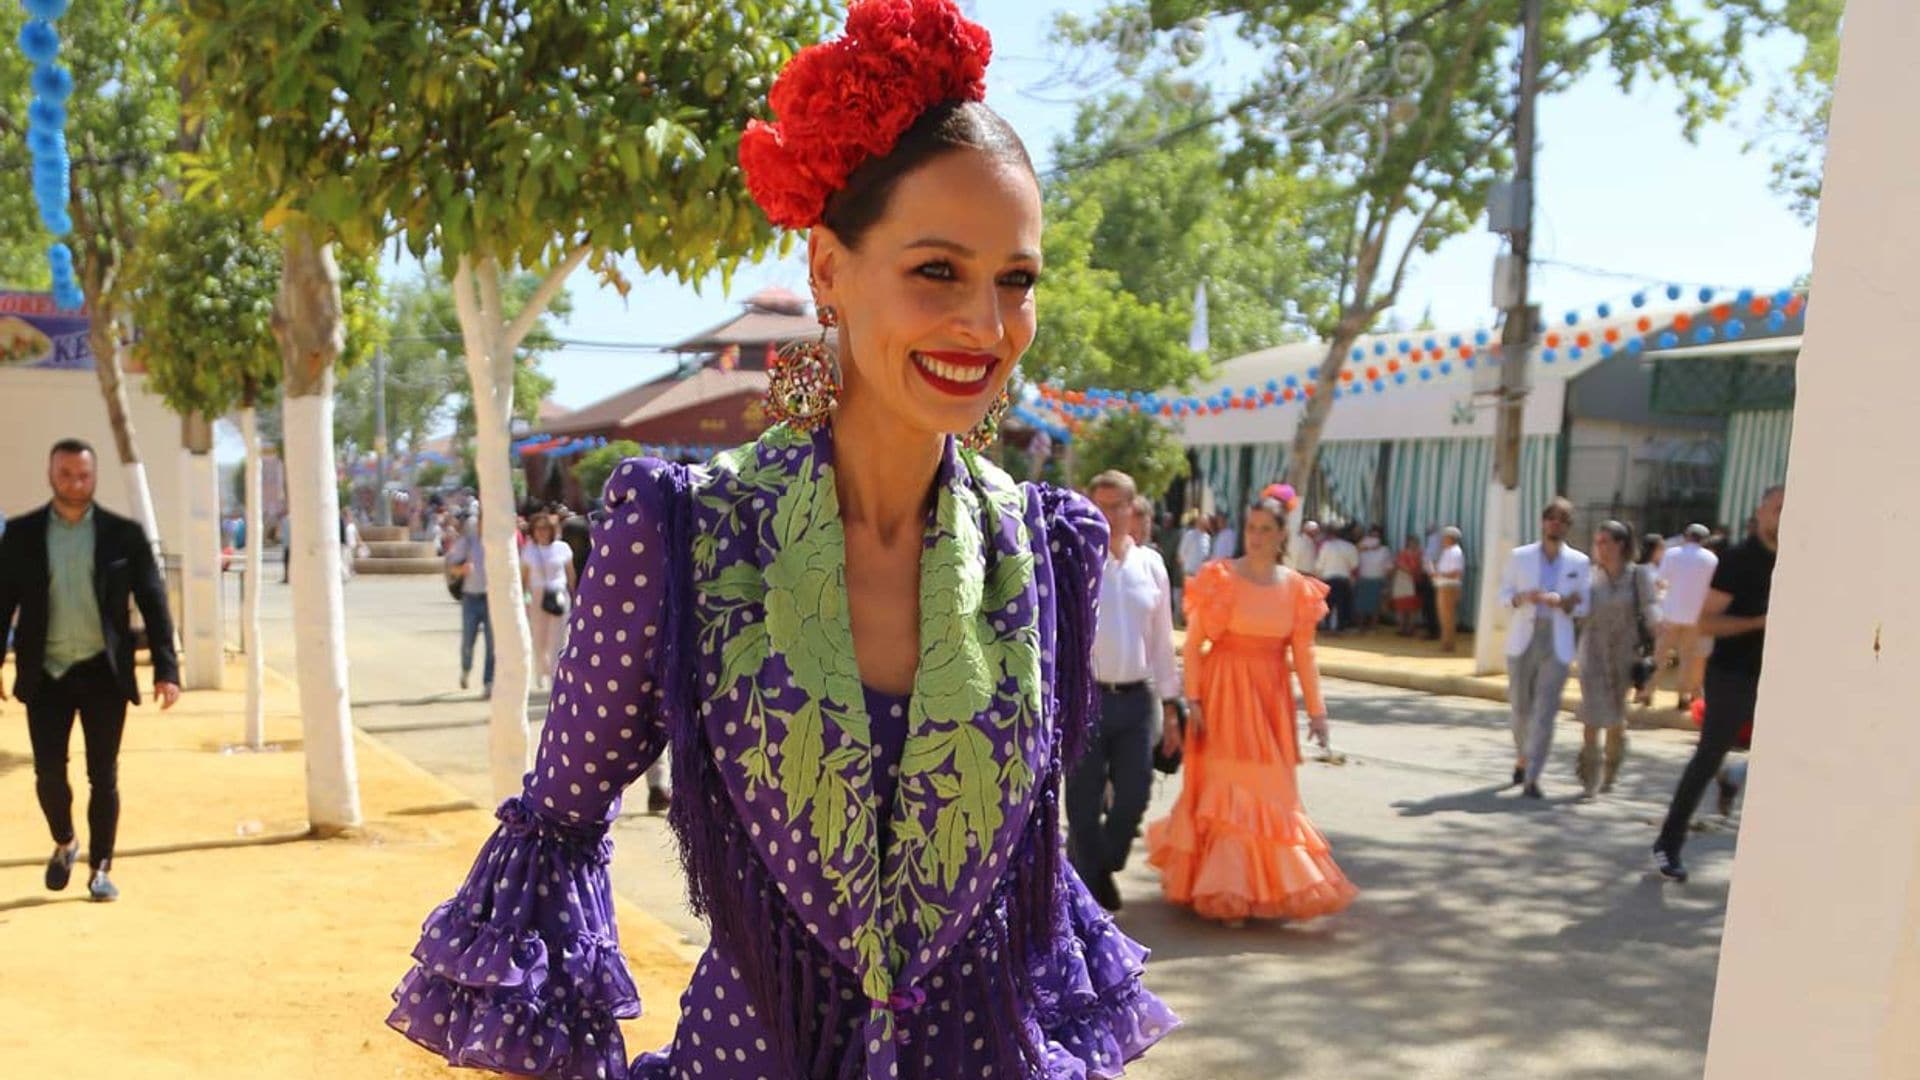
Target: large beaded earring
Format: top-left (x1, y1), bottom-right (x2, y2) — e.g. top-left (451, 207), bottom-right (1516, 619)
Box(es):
top-left (961, 385), bottom-right (1012, 453)
top-left (766, 304), bottom-right (840, 432)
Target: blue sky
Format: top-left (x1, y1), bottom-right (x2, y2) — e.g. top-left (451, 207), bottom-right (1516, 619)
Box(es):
top-left (496, 1), bottom-right (1821, 410)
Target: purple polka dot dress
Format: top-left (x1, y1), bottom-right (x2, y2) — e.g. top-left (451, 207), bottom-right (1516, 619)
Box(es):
top-left (389, 427), bottom-right (1178, 1079)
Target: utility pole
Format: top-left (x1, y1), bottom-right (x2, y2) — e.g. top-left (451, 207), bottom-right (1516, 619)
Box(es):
top-left (1473, 0), bottom-right (1544, 677)
top-left (373, 348), bottom-right (391, 527)
top-left (1496, 0), bottom-right (1543, 488)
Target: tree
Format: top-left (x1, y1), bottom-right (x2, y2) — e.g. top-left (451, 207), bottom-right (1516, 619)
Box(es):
top-left (1026, 77), bottom-right (1329, 392)
top-left (126, 197), bottom-right (279, 748)
top-left (1070, 410), bottom-right (1191, 501)
top-left (127, 195), bottom-right (380, 750)
top-left (573, 440), bottom-right (644, 508)
top-left (1755, 0), bottom-right (1841, 224)
top-left (0, 0), bottom-right (178, 545)
top-left (1069, 0), bottom-right (1789, 495)
top-left (181, 0), bottom-right (835, 801)
top-left (335, 268), bottom-right (570, 467)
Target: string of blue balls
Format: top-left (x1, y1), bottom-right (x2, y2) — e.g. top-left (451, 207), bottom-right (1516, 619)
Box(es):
top-left (18, 0), bottom-right (83, 312)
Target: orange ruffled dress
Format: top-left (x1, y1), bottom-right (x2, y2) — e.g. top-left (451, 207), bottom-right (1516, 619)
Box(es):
top-left (1146, 561), bottom-right (1358, 922)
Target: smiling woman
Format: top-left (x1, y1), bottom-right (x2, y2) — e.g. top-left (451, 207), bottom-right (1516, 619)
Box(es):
top-left (386, 2), bottom-right (1177, 1079)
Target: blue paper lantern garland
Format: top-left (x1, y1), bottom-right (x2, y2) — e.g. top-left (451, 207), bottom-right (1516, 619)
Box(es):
top-left (18, 8), bottom-right (81, 311)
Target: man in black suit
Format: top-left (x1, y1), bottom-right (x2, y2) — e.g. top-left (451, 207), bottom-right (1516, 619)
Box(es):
top-left (0, 438), bottom-right (181, 902)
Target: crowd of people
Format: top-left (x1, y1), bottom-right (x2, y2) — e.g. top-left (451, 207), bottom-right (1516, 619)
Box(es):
top-left (1087, 479), bottom-right (1782, 920)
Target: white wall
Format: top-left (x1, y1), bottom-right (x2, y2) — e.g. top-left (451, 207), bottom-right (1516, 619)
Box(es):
top-left (1706, 2), bottom-right (1920, 1076)
top-left (1180, 375), bottom-right (1567, 447)
top-left (0, 367), bottom-right (188, 551)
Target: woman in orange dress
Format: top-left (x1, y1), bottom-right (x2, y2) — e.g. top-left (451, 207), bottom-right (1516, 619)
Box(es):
top-left (1147, 490), bottom-right (1358, 925)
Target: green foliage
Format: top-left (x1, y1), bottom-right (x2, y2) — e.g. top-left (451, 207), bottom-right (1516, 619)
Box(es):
top-left (1025, 78), bottom-right (1327, 393)
top-left (572, 440), bottom-right (643, 505)
top-left (1756, 0), bottom-right (1841, 224)
top-left (176, 0), bottom-right (834, 289)
top-left (334, 267), bottom-right (565, 453)
top-left (124, 191), bottom-right (383, 426)
top-left (127, 197), bottom-right (282, 416)
top-left (0, 1), bottom-right (178, 313)
top-left (1070, 409), bottom-right (1192, 501)
top-left (1063, 0), bottom-right (1795, 486)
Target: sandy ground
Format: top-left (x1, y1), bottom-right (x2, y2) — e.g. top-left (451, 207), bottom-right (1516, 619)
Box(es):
top-left (0, 656), bottom-right (691, 1079)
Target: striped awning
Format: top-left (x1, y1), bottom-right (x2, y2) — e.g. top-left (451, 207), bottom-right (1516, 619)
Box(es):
top-left (1381, 434), bottom-right (1560, 629)
top-left (1719, 409), bottom-right (1792, 527)
top-left (1249, 444), bottom-right (1287, 505)
top-left (1319, 441), bottom-right (1382, 523)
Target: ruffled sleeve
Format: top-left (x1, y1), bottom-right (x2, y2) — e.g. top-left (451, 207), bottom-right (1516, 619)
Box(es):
top-left (1032, 863), bottom-right (1181, 1078)
top-left (1288, 569), bottom-right (1331, 720)
top-left (388, 457), bottom-right (687, 1079)
top-left (1030, 488), bottom-right (1179, 1076)
top-left (1181, 561), bottom-right (1237, 705)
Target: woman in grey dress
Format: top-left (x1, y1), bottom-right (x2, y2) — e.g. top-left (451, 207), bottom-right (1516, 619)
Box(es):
top-left (1576, 520), bottom-right (1662, 795)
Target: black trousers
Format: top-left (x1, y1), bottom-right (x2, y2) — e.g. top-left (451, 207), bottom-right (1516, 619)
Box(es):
top-left (25, 654), bottom-right (129, 868)
top-left (1417, 576), bottom-right (1440, 639)
top-left (1656, 666), bottom-right (1758, 855)
top-left (1324, 576), bottom-right (1354, 632)
top-left (1066, 683), bottom-right (1156, 879)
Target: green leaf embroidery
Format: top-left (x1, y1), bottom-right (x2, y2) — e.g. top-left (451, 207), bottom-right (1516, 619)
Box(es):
top-left (716, 621), bottom-right (770, 703)
top-left (814, 771), bottom-right (848, 864)
top-left (778, 699), bottom-right (825, 823)
top-left (898, 729), bottom-right (958, 778)
top-left (953, 725), bottom-right (1004, 843)
top-left (701, 562), bottom-right (766, 604)
top-left (983, 551), bottom-right (1035, 614)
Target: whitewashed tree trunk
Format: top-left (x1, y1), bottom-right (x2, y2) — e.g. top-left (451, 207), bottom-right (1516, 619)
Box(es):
top-left (451, 249), bottom-right (588, 803)
top-left (121, 460), bottom-right (162, 552)
top-left (88, 316), bottom-right (163, 550)
top-left (241, 404), bottom-right (267, 749)
top-left (274, 226), bottom-right (362, 831)
top-left (179, 412), bottom-right (226, 690)
top-left (284, 389), bottom-right (362, 828)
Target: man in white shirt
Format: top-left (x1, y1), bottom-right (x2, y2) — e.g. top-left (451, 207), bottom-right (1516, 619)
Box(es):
top-left (1210, 512), bottom-right (1238, 561)
top-left (1651, 523), bottom-right (1719, 710)
top-left (1498, 497), bottom-right (1592, 797)
top-left (1175, 509), bottom-right (1213, 622)
top-left (1431, 526), bottom-right (1467, 651)
top-left (1356, 526), bottom-right (1394, 631)
top-left (1071, 470), bottom-right (1182, 913)
top-left (1287, 519), bottom-right (1323, 575)
top-left (1314, 524), bottom-right (1362, 633)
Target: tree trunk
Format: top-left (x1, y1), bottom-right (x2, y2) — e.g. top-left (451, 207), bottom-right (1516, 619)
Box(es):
top-left (179, 411), bottom-right (226, 690)
top-left (88, 315), bottom-right (162, 549)
top-left (273, 224), bottom-right (362, 832)
top-left (453, 255), bottom-right (535, 802)
top-left (241, 404), bottom-right (267, 749)
top-left (1284, 320), bottom-right (1368, 509)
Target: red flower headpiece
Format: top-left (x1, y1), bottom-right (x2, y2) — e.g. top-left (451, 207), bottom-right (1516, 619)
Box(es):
top-left (740, 0), bottom-right (993, 230)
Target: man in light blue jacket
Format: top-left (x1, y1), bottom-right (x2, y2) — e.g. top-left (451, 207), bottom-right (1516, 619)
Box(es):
top-left (1500, 496), bottom-right (1592, 798)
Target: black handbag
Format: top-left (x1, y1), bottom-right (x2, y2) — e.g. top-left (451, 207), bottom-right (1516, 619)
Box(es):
top-left (540, 584), bottom-right (569, 617)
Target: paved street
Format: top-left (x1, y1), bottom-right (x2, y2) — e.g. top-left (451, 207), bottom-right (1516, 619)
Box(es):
top-left (262, 572), bottom-right (1738, 1079)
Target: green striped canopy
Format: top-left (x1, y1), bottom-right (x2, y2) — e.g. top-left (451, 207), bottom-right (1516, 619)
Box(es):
top-left (1719, 409), bottom-right (1792, 528)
